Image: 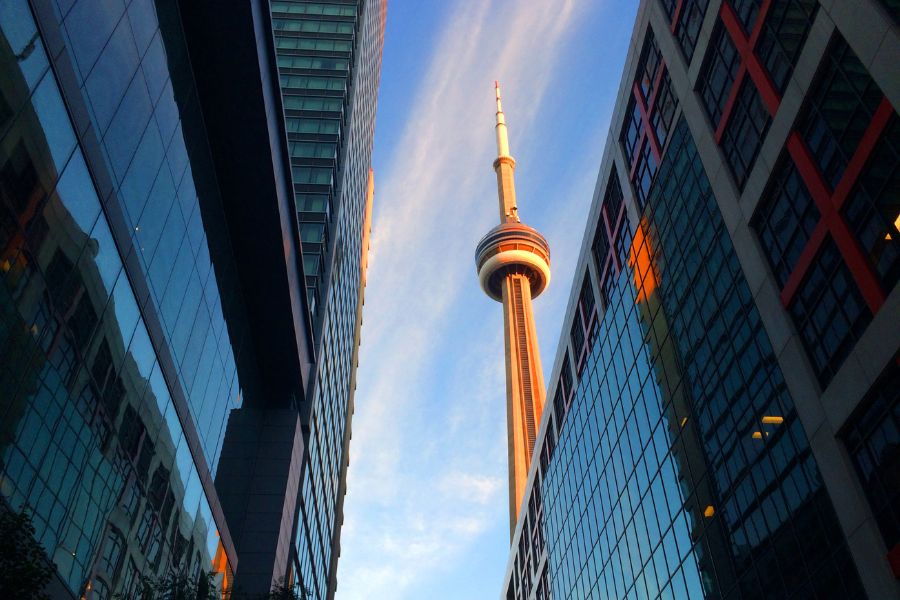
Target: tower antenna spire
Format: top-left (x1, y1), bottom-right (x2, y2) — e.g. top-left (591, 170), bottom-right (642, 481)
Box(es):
top-left (495, 80), bottom-right (511, 159)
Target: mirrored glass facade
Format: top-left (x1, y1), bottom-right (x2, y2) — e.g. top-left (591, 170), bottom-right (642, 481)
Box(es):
top-left (271, 1), bottom-right (384, 598)
top-left (542, 118), bottom-right (863, 599)
top-left (0, 0), bottom-right (250, 596)
top-left (503, 1), bottom-right (899, 598)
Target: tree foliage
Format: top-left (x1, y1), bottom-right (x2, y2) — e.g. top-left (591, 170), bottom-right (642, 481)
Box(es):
top-left (0, 508), bottom-right (54, 600)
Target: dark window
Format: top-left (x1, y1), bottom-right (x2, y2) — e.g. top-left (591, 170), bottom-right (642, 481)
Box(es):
top-left (798, 37), bottom-right (884, 189)
top-left (592, 215), bottom-right (610, 280)
top-left (605, 170), bottom-right (624, 223)
top-left (659, 0), bottom-right (678, 19)
top-left (621, 98), bottom-right (642, 165)
top-left (637, 33), bottom-right (663, 100)
top-left (561, 354), bottom-right (573, 398)
top-left (753, 158), bottom-right (821, 287)
top-left (570, 312), bottom-right (585, 359)
top-left (579, 275), bottom-right (596, 321)
top-left (634, 142), bottom-right (658, 207)
top-left (721, 78), bottom-right (771, 189)
top-left (789, 238), bottom-right (872, 386)
top-left (877, 0), bottom-right (900, 25)
top-left (842, 117), bottom-right (900, 292)
top-left (756, 0), bottom-right (818, 93)
top-left (651, 73), bottom-right (678, 149)
top-left (676, 0), bottom-right (710, 62)
top-left (842, 358), bottom-right (900, 553)
top-left (731, 0), bottom-right (763, 32)
top-left (698, 23), bottom-right (741, 127)
top-left (97, 528), bottom-right (124, 575)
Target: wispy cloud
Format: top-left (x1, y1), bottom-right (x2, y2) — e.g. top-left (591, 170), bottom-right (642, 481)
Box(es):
top-left (336, 1), bottom-right (617, 598)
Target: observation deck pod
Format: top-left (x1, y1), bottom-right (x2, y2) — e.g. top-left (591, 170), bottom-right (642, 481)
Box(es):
top-left (476, 222), bottom-right (551, 302)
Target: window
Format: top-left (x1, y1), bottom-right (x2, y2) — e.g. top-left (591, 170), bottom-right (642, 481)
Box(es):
top-left (592, 207), bottom-right (611, 274)
top-left (659, 0), bottom-right (678, 19)
top-left (277, 56), bottom-right (349, 71)
top-left (675, 0), bottom-right (710, 62)
top-left (698, 24), bottom-right (740, 127)
top-left (292, 166), bottom-right (333, 186)
top-left (274, 37), bottom-right (352, 53)
top-left (634, 141), bottom-right (658, 207)
top-left (570, 312), bottom-right (585, 358)
top-left (753, 158), bottom-right (820, 287)
top-left (842, 117), bottom-right (900, 292)
top-left (636, 33), bottom-right (662, 100)
top-left (621, 98), bottom-right (642, 164)
top-left (842, 358), bottom-right (900, 553)
top-left (296, 193), bottom-right (329, 213)
top-left (720, 78), bottom-right (771, 189)
top-left (878, 0), bottom-right (900, 24)
top-left (289, 142), bottom-right (336, 159)
top-left (285, 118), bottom-right (340, 135)
top-left (271, 2), bottom-right (356, 16)
top-left (731, 0), bottom-right (763, 32)
top-left (97, 528), bottom-right (124, 575)
top-left (798, 38), bottom-right (884, 189)
top-left (579, 275), bottom-right (596, 322)
top-left (272, 19), bottom-right (354, 34)
top-left (755, 0), bottom-right (818, 92)
top-left (279, 75), bottom-right (346, 92)
top-left (651, 73), bottom-right (678, 148)
top-left (283, 96), bottom-right (343, 112)
top-left (788, 239), bottom-right (872, 386)
top-left (300, 222), bottom-right (326, 244)
top-left (605, 170), bottom-right (624, 223)
top-left (553, 353), bottom-right (575, 430)
top-left (90, 578), bottom-right (110, 600)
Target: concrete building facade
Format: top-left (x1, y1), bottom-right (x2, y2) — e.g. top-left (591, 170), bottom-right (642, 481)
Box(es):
top-left (502, 1), bottom-right (900, 599)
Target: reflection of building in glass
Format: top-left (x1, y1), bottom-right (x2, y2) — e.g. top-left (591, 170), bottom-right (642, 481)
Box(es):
top-left (269, 1), bottom-right (385, 597)
top-left (502, 1), bottom-right (900, 598)
top-left (0, 0), bottom-right (381, 598)
top-left (0, 4), bottom-right (232, 597)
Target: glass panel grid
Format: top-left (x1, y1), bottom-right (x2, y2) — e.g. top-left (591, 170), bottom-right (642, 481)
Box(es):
top-left (798, 37), bottom-right (884, 190)
top-left (842, 116), bottom-right (900, 293)
top-left (788, 238), bottom-right (873, 386)
top-left (720, 78), bottom-right (771, 189)
top-left (541, 118), bottom-right (865, 600)
top-left (753, 157), bottom-right (821, 287)
top-left (841, 358), bottom-right (900, 552)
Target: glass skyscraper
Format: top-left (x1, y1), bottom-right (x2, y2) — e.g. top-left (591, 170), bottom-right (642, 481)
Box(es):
top-left (270, 1), bottom-right (385, 598)
top-left (0, 0), bottom-right (382, 598)
top-left (503, 1), bottom-right (900, 599)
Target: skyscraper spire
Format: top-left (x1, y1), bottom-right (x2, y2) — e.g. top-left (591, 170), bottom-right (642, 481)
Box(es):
top-left (476, 83), bottom-right (551, 536)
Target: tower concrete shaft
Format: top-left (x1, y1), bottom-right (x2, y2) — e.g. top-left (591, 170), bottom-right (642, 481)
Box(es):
top-left (476, 83), bottom-right (551, 536)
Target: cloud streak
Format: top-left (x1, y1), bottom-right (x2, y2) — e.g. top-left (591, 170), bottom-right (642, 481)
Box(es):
top-left (335, 1), bottom-right (615, 598)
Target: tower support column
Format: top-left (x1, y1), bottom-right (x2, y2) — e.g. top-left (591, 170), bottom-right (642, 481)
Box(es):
top-left (500, 273), bottom-right (546, 533)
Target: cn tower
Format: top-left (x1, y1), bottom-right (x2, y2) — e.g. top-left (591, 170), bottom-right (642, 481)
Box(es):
top-left (475, 82), bottom-right (551, 535)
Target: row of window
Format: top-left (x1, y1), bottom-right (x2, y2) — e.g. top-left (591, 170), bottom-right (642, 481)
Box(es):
top-left (273, 18), bottom-right (354, 34)
top-left (280, 74), bottom-right (346, 92)
top-left (285, 117), bottom-right (341, 135)
top-left (274, 36), bottom-right (353, 53)
top-left (271, 2), bottom-right (357, 17)
top-left (283, 95), bottom-right (344, 113)
top-left (277, 55), bottom-right (350, 72)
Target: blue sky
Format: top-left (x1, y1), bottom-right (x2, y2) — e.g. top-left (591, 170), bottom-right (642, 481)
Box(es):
top-left (336, 1), bottom-right (639, 598)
